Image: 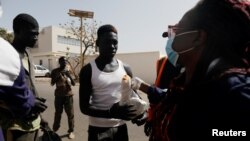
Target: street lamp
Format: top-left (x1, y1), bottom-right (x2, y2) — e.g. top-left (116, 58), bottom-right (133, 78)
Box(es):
top-left (68, 9), bottom-right (94, 68)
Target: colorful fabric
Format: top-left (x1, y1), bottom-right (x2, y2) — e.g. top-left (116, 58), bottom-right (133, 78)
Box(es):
top-left (0, 37), bottom-right (35, 129)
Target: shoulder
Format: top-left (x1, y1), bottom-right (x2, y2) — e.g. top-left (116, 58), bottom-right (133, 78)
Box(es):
top-left (214, 73), bottom-right (250, 103)
top-left (119, 60), bottom-right (133, 77)
top-left (51, 68), bottom-right (62, 77)
top-left (123, 63), bottom-right (131, 72)
top-left (0, 38), bottom-right (21, 86)
top-left (80, 63), bottom-right (92, 78)
top-left (220, 73), bottom-right (249, 91)
top-left (51, 68), bottom-right (60, 73)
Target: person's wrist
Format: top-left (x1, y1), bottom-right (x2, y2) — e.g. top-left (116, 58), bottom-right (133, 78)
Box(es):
top-left (131, 77), bottom-right (144, 90)
top-left (139, 83), bottom-right (150, 93)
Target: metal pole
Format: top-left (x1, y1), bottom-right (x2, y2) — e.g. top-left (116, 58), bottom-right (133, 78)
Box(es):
top-left (80, 16), bottom-right (83, 68)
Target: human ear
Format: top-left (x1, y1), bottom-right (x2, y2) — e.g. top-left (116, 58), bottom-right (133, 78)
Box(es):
top-left (193, 30), bottom-right (207, 47)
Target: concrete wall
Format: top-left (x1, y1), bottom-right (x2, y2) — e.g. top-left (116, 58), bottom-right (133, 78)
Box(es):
top-left (30, 26), bottom-right (82, 55)
top-left (30, 27), bottom-right (53, 54)
top-left (30, 26), bottom-right (160, 84)
top-left (32, 55), bottom-right (58, 71)
top-left (84, 51), bottom-right (159, 84)
top-left (51, 26), bottom-right (81, 54)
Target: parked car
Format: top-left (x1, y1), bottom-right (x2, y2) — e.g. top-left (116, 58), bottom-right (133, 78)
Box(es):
top-left (33, 65), bottom-right (50, 77)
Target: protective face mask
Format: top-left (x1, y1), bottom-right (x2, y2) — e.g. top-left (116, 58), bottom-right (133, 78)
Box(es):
top-left (165, 37), bottom-right (179, 67)
top-left (175, 30), bottom-right (199, 54)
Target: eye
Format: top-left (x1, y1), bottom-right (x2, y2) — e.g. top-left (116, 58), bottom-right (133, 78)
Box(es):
top-left (107, 39), bottom-right (117, 45)
top-left (113, 40), bottom-right (118, 45)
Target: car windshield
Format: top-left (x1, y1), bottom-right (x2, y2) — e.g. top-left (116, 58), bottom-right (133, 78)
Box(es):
top-left (36, 65), bottom-right (46, 70)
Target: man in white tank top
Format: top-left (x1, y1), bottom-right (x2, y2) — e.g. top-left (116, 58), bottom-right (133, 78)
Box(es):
top-left (79, 24), bottom-right (146, 141)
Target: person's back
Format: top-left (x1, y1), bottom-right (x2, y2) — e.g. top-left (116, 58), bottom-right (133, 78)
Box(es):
top-left (169, 65), bottom-right (250, 140)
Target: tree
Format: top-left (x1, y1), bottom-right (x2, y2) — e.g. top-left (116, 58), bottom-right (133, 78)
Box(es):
top-left (0, 27), bottom-right (14, 43)
top-left (60, 18), bottom-right (100, 74)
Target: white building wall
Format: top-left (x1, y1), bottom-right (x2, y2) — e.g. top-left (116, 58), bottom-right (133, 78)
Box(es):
top-left (30, 27), bottom-right (52, 54)
top-left (39, 27), bottom-right (53, 52)
top-left (51, 26), bottom-right (81, 54)
top-left (32, 26), bottom-right (81, 54)
top-left (84, 51), bottom-right (159, 84)
top-left (30, 26), bottom-right (160, 84)
top-left (116, 52), bottom-right (158, 84)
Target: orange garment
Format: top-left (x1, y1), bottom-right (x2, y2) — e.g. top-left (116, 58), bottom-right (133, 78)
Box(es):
top-left (147, 56), bottom-right (177, 141)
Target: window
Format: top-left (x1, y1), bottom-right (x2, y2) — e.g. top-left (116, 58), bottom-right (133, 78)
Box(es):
top-left (57, 35), bottom-right (81, 46)
top-left (39, 60), bottom-right (43, 65)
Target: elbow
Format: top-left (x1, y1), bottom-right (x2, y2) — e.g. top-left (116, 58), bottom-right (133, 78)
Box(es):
top-left (80, 106), bottom-right (88, 115)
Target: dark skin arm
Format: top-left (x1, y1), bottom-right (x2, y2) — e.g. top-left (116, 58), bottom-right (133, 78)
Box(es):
top-left (51, 68), bottom-right (75, 86)
top-left (139, 83), bottom-right (150, 94)
top-left (79, 63), bottom-right (133, 118)
top-left (123, 63), bottom-right (133, 78)
top-left (65, 70), bottom-right (76, 86)
top-left (50, 69), bottom-right (60, 86)
top-left (79, 64), bottom-right (110, 118)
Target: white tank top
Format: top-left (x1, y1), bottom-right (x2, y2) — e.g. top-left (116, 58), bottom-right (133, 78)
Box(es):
top-left (89, 59), bottom-right (126, 127)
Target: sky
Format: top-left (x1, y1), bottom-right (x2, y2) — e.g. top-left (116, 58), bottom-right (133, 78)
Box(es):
top-left (1, 0), bottom-right (199, 55)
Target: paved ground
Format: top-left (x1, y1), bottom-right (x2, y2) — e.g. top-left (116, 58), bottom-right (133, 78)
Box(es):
top-left (35, 79), bottom-right (149, 141)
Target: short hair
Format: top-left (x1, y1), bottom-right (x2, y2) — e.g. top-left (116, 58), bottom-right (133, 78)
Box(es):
top-left (97, 24), bottom-right (117, 38)
top-left (13, 13), bottom-right (39, 33)
top-left (58, 56), bottom-right (66, 63)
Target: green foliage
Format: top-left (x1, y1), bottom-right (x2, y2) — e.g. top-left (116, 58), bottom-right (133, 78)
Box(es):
top-left (0, 27), bottom-right (14, 43)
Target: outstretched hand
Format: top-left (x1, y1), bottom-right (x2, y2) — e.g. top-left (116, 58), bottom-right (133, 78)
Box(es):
top-left (131, 77), bottom-right (144, 90)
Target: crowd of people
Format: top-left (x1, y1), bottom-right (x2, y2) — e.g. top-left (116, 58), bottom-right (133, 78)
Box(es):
top-left (0, 0), bottom-right (250, 141)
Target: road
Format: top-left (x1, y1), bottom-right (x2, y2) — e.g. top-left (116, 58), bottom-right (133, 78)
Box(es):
top-left (35, 80), bottom-right (149, 141)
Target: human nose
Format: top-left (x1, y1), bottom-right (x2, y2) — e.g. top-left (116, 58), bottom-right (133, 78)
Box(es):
top-left (34, 34), bottom-right (38, 40)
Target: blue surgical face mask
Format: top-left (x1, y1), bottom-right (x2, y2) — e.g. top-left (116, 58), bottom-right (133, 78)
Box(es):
top-left (165, 30), bottom-right (199, 67)
top-left (165, 37), bottom-right (179, 67)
